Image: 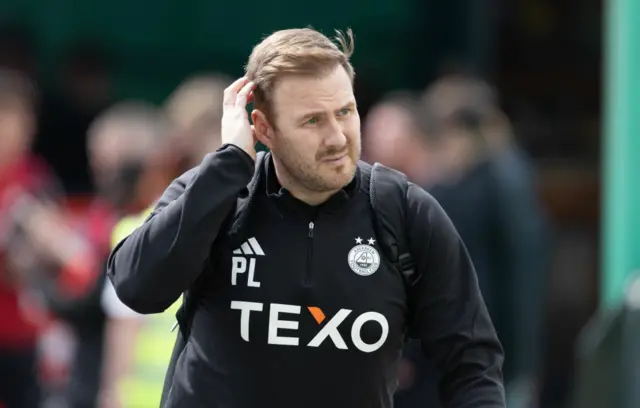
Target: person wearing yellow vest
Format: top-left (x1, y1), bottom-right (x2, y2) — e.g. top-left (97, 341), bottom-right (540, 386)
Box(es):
top-left (100, 208), bottom-right (181, 408)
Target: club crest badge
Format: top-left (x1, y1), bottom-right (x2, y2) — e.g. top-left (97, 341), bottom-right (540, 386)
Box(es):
top-left (348, 237), bottom-right (381, 276)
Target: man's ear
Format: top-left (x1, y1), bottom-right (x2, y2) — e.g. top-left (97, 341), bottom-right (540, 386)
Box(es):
top-left (251, 109), bottom-right (275, 149)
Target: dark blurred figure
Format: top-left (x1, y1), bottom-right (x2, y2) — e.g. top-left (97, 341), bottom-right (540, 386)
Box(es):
top-left (0, 23), bottom-right (37, 79)
top-left (0, 70), bottom-right (58, 408)
top-left (365, 75), bottom-right (550, 407)
top-left (422, 75), bottom-right (550, 398)
top-left (35, 41), bottom-right (115, 194)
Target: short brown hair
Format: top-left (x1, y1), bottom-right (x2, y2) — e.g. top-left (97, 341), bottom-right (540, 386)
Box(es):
top-left (244, 27), bottom-right (355, 117)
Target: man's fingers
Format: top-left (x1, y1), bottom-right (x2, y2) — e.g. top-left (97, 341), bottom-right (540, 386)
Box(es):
top-left (223, 77), bottom-right (250, 107)
top-left (235, 81), bottom-right (255, 108)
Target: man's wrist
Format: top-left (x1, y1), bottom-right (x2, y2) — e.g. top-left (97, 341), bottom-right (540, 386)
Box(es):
top-left (219, 142), bottom-right (256, 162)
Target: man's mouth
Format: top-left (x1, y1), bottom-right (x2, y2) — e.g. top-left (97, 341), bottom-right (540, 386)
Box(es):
top-left (322, 151), bottom-right (348, 162)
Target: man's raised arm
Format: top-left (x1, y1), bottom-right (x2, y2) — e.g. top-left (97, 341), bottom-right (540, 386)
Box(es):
top-left (107, 145), bottom-right (255, 313)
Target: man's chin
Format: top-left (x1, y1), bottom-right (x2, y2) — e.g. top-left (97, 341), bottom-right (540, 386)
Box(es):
top-left (324, 161), bottom-right (357, 188)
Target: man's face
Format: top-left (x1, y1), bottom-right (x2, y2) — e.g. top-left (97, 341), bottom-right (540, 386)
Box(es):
top-left (262, 65), bottom-right (361, 194)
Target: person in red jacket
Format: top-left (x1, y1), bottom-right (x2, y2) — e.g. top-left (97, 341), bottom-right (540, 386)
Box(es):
top-left (0, 70), bottom-right (60, 408)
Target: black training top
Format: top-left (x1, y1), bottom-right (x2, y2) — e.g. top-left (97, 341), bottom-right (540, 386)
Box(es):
top-left (107, 144), bottom-right (505, 408)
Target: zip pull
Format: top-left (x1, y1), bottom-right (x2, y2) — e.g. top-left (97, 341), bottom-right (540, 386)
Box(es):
top-left (308, 222), bottom-right (314, 238)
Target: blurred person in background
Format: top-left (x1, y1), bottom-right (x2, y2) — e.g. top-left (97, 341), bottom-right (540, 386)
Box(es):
top-left (96, 77), bottom-right (228, 408)
top-left (4, 101), bottom-right (169, 408)
top-left (367, 74), bottom-right (548, 407)
top-left (163, 73), bottom-right (232, 175)
top-left (362, 90), bottom-right (446, 187)
top-left (390, 74), bottom-right (548, 407)
top-left (95, 101), bottom-right (171, 408)
top-left (35, 41), bottom-right (115, 194)
top-left (75, 101), bottom-right (169, 408)
top-left (0, 69), bottom-right (58, 408)
top-left (423, 75), bottom-right (549, 398)
top-left (396, 79), bottom-right (503, 408)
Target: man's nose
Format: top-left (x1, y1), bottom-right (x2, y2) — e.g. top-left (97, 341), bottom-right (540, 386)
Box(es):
top-left (323, 118), bottom-right (348, 148)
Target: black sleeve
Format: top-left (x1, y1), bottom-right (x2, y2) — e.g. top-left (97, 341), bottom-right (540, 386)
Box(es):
top-left (405, 183), bottom-right (506, 408)
top-left (106, 145), bottom-right (255, 313)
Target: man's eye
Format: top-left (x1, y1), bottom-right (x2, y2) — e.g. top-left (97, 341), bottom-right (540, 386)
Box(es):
top-left (306, 117), bottom-right (319, 125)
top-left (338, 108), bottom-right (351, 116)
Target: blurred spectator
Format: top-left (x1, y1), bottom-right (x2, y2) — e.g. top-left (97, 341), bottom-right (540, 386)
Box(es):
top-left (363, 90), bottom-right (447, 186)
top-left (423, 74), bottom-right (550, 393)
top-left (62, 101), bottom-right (169, 408)
top-left (163, 73), bottom-right (232, 174)
top-left (0, 69), bottom-right (58, 408)
top-left (6, 100), bottom-right (168, 408)
top-left (367, 74), bottom-right (550, 407)
top-left (35, 41), bottom-right (115, 194)
top-left (93, 102), bottom-right (171, 408)
top-left (95, 75), bottom-right (230, 408)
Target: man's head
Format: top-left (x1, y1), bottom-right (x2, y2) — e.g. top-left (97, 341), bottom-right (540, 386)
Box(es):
top-left (419, 75), bottom-right (503, 176)
top-left (421, 74), bottom-right (511, 153)
top-left (364, 91), bottom-right (446, 185)
top-left (87, 101), bottom-right (170, 209)
top-left (246, 28), bottom-right (360, 199)
top-left (0, 69), bottom-right (37, 168)
top-left (364, 92), bottom-right (423, 168)
top-left (164, 73), bottom-right (231, 170)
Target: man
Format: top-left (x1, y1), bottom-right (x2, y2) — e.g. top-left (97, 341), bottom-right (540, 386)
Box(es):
top-left (107, 28), bottom-right (505, 407)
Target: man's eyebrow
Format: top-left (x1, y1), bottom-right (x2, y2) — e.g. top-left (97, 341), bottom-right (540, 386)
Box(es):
top-left (297, 110), bottom-right (325, 121)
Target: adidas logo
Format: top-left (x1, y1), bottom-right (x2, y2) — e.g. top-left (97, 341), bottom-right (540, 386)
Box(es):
top-left (233, 237), bottom-right (265, 256)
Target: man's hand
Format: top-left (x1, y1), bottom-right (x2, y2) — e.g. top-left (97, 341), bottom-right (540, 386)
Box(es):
top-left (221, 77), bottom-right (257, 160)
